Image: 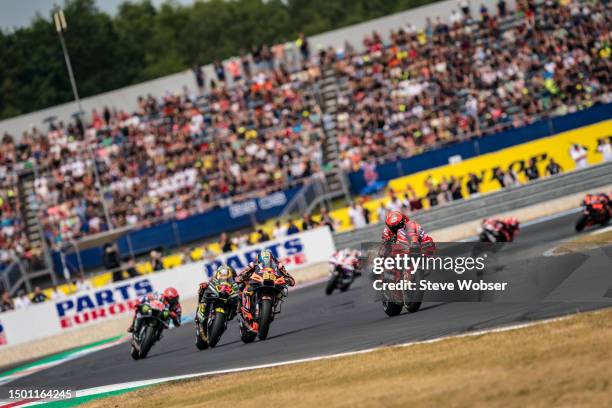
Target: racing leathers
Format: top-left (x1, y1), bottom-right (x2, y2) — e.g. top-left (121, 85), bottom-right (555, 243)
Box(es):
top-left (380, 217), bottom-right (436, 256)
top-left (329, 249), bottom-right (361, 276)
top-left (481, 218), bottom-right (518, 242)
top-left (127, 292), bottom-right (182, 333)
top-left (236, 255), bottom-right (296, 287)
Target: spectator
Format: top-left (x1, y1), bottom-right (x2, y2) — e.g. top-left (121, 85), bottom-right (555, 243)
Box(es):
top-left (377, 202), bottom-right (387, 223)
top-left (14, 290), bottom-right (31, 309)
top-left (458, 0), bottom-right (471, 17)
top-left (466, 173), bottom-right (482, 196)
top-left (386, 194), bottom-right (402, 212)
top-left (348, 201), bottom-right (367, 229)
top-left (125, 258), bottom-right (139, 279)
top-left (503, 168), bottom-right (520, 188)
top-left (450, 176), bottom-right (464, 200)
top-left (150, 250), bottom-right (164, 271)
top-left (301, 214), bottom-right (317, 231)
top-left (493, 168), bottom-right (506, 188)
top-left (104, 243), bottom-right (122, 281)
top-left (524, 158), bottom-right (540, 181)
top-left (213, 60), bottom-right (225, 82)
top-left (272, 220), bottom-right (286, 239)
top-left (192, 64), bottom-right (205, 95)
top-left (219, 233), bottom-right (233, 253)
top-left (320, 208), bottom-right (336, 232)
top-left (286, 220), bottom-right (300, 235)
top-left (546, 158), bottom-right (563, 176)
top-left (597, 139), bottom-right (612, 162)
top-left (361, 202), bottom-right (371, 224)
top-left (50, 286), bottom-right (65, 300)
top-left (31, 286), bottom-right (48, 303)
top-left (257, 229), bottom-right (270, 243)
top-left (75, 275), bottom-right (92, 293)
top-left (426, 184), bottom-right (439, 208)
top-left (1, 292), bottom-right (14, 312)
top-left (497, 0), bottom-right (506, 17)
top-left (570, 144), bottom-right (588, 169)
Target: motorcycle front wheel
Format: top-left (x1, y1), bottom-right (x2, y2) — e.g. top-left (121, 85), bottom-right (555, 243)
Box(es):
top-left (139, 326), bottom-right (156, 359)
top-left (382, 299), bottom-right (403, 317)
top-left (208, 312), bottom-right (227, 348)
top-left (575, 214), bottom-right (588, 232)
top-left (257, 299), bottom-right (273, 340)
top-left (325, 274), bottom-right (338, 295)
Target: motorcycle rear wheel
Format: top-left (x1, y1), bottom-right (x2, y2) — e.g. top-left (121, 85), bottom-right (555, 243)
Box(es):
top-left (239, 323), bottom-right (257, 343)
top-left (382, 300), bottom-right (403, 317)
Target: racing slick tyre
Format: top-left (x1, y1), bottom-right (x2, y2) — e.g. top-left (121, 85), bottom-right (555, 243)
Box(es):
top-left (382, 300), bottom-right (403, 317)
top-left (325, 275), bottom-right (337, 295)
top-left (139, 326), bottom-right (156, 359)
top-left (405, 269), bottom-right (424, 313)
top-left (240, 324), bottom-right (257, 344)
top-left (130, 345), bottom-right (140, 360)
top-left (208, 313), bottom-right (226, 348)
top-left (257, 299), bottom-right (273, 340)
top-left (195, 323), bottom-right (209, 350)
top-left (575, 214), bottom-right (588, 232)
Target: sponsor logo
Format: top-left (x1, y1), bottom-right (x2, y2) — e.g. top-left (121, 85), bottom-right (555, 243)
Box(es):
top-left (55, 279), bottom-right (153, 329)
top-left (203, 237), bottom-right (306, 277)
top-left (0, 321), bottom-right (6, 345)
top-left (228, 191), bottom-right (288, 218)
top-left (258, 192), bottom-right (287, 210)
top-left (228, 199), bottom-right (257, 218)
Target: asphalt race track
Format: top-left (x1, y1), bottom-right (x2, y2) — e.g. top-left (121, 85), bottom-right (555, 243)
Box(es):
top-left (9, 213), bottom-right (612, 390)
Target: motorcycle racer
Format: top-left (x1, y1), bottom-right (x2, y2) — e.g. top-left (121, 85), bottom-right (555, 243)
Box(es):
top-left (236, 249), bottom-right (296, 287)
top-left (127, 287), bottom-right (182, 332)
top-left (583, 193), bottom-right (611, 214)
top-left (481, 217), bottom-right (520, 242)
top-left (380, 211), bottom-right (435, 256)
top-left (329, 248), bottom-right (361, 275)
top-left (195, 265), bottom-right (240, 325)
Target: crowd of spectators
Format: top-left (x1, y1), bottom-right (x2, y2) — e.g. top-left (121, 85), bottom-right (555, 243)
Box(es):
top-left (333, 0), bottom-right (612, 171)
top-left (0, 38), bottom-right (326, 252)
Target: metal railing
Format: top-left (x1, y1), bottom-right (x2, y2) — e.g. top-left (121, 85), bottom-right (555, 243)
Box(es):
top-left (334, 161), bottom-right (612, 248)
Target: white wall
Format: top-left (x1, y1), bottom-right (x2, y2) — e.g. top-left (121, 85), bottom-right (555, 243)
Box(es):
top-left (0, 227), bottom-right (335, 348)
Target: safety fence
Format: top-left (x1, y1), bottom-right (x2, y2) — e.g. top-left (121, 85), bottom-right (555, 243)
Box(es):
top-left (334, 161), bottom-right (612, 248)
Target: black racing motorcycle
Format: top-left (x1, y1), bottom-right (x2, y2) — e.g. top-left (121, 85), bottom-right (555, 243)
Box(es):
top-left (325, 263), bottom-right (358, 295)
top-left (195, 279), bottom-right (240, 349)
top-left (130, 298), bottom-right (170, 360)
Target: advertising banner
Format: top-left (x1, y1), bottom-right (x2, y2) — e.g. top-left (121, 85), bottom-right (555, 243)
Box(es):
top-left (0, 227), bottom-right (335, 348)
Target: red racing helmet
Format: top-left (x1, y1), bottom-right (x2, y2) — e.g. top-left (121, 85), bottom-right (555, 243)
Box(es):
top-left (162, 287), bottom-right (179, 305)
top-left (385, 211), bottom-right (407, 231)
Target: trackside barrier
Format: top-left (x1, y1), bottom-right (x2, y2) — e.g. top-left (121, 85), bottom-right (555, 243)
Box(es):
top-left (0, 228), bottom-right (335, 348)
top-left (334, 161), bottom-right (612, 248)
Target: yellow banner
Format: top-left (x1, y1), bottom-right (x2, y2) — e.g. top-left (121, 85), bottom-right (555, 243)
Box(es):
top-left (328, 120), bottom-right (612, 231)
top-left (387, 120), bottom-right (612, 197)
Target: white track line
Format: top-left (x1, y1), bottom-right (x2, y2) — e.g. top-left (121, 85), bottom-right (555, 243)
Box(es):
top-left (19, 312), bottom-right (584, 407)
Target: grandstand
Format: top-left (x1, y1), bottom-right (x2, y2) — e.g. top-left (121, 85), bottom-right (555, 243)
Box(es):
top-left (1, 0), bottom-right (611, 301)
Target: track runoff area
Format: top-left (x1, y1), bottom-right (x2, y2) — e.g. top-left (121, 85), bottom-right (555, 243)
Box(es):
top-left (1, 210), bottom-right (611, 406)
